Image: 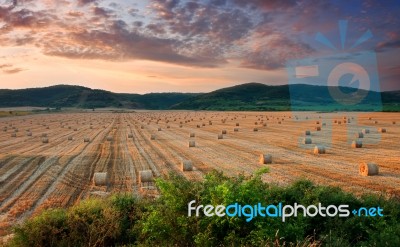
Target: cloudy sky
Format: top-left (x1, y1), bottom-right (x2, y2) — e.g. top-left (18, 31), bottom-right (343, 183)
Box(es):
top-left (0, 0), bottom-right (399, 93)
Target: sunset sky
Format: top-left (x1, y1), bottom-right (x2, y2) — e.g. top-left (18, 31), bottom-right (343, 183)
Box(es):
top-left (0, 0), bottom-right (399, 93)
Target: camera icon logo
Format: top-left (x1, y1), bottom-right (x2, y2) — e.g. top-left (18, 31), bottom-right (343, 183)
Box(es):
top-left (287, 20), bottom-right (382, 148)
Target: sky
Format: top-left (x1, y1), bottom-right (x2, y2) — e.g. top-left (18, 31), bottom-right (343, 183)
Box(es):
top-left (0, 0), bottom-right (399, 93)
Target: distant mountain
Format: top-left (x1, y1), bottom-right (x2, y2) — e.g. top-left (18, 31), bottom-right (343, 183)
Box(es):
top-left (0, 85), bottom-right (198, 110)
top-left (171, 83), bottom-right (400, 111)
top-left (0, 83), bottom-right (398, 111)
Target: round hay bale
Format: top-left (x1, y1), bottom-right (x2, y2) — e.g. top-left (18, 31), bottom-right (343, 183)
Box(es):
top-left (150, 134), bottom-right (156, 140)
top-left (188, 140), bottom-right (196, 147)
top-left (181, 160), bottom-right (193, 171)
top-left (351, 140), bottom-right (362, 148)
top-left (359, 163), bottom-right (379, 176)
top-left (315, 126), bottom-right (321, 131)
top-left (128, 133), bottom-right (133, 138)
top-left (189, 133), bottom-right (195, 138)
top-left (158, 127), bottom-right (162, 131)
top-left (236, 123), bottom-right (239, 126)
top-left (196, 125), bottom-right (200, 128)
top-left (263, 123), bottom-right (267, 127)
top-left (316, 121), bottom-right (320, 124)
top-left (221, 130), bottom-right (227, 134)
top-left (362, 128), bottom-right (370, 134)
top-left (93, 172), bottom-right (108, 186)
top-left (217, 134), bottom-right (223, 139)
top-left (84, 137), bottom-right (90, 143)
top-left (304, 137), bottom-right (312, 144)
top-left (106, 136), bottom-right (113, 141)
top-left (305, 130), bottom-right (311, 136)
top-left (356, 132), bottom-right (364, 138)
top-left (42, 137), bottom-right (49, 144)
top-left (234, 128), bottom-right (239, 132)
top-left (139, 170), bottom-right (153, 183)
top-left (393, 121), bottom-right (396, 124)
top-left (179, 125), bottom-right (183, 128)
top-left (314, 145), bottom-right (326, 154)
top-left (68, 136), bottom-right (73, 141)
top-left (259, 154), bottom-right (272, 164)
top-left (253, 128), bottom-right (258, 132)
top-left (167, 125), bottom-right (170, 129)
top-left (378, 128), bottom-right (386, 133)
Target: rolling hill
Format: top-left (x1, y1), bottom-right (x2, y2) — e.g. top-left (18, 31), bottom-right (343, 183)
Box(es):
top-left (0, 83), bottom-right (398, 111)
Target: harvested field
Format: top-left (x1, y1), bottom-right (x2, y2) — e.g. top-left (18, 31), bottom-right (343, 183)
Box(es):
top-left (0, 111), bottom-right (399, 235)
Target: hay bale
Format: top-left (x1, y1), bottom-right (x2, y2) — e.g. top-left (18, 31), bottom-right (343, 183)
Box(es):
top-left (315, 126), bottom-right (321, 131)
top-left (221, 130), bottom-right (227, 134)
top-left (150, 134), bottom-right (156, 140)
top-left (362, 128), bottom-right (370, 134)
top-left (217, 134), bottom-right (223, 139)
top-left (139, 170), bottom-right (153, 183)
top-left (189, 133), bottom-right (195, 138)
top-left (128, 133), bottom-right (133, 138)
top-left (314, 145), bottom-right (326, 154)
top-left (359, 163), bottom-right (379, 176)
top-left (259, 154), bottom-right (272, 164)
top-left (393, 121), bottom-right (396, 124)
top-left (84, 137), bottom-right (90, 143)
top-left (188, 140), bottom-right (196, 147)
top-left (68, 136), bottom-right (73, 141)
top-left (179, 125), bottom-right (183, 128)
top-left (263, 123), bottom-right (267, 127)
top-left (158, 127), bottom-right (162, 131)
top-left (305, 130), bottom-right (311, 136)
top-left (234, 128), bottom-right (239, 132)
top-left (351, 140), bottom-right (362, 148)
top-left (181, 160), bottom-right (193, 171)
top-left (356, 132), bottom-right (364, 138)
top-left (236, 123), bottom-right (239, 126)
top-left (93, 172), bottom-right (108, 186)
top-left (42, 137), bottom-right (49, 144)
top-left (303, 137), bottom-right (312, 144)
top-left (253, 128), bottom-right (258, 132)
top-left (378, 128), bottom-right (386, 133)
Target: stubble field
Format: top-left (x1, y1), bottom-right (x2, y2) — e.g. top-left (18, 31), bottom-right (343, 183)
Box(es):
top-left (0, 111), bottom-right (399, 235)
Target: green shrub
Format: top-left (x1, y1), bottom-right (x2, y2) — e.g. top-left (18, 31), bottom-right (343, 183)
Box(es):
top-left (7, 169), bottom-right (400, 247)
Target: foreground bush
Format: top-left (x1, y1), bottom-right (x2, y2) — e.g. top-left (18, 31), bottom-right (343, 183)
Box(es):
top-left (8, 170), bottom-right (400, 247)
